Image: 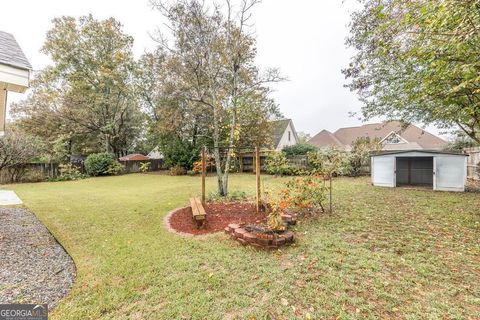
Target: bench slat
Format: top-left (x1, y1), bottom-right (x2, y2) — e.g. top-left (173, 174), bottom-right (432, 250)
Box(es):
top-left (194, 197), bottom-right (207, 215)
top-left (190, 197), bottom-right (206, 222)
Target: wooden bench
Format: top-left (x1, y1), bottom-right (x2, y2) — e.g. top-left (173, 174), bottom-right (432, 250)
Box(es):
top-left (190, 197), bottom-right (207, 228)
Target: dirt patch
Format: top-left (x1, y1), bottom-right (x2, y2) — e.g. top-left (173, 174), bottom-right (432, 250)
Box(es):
top-left (168, 202), bottom-right (266, 235)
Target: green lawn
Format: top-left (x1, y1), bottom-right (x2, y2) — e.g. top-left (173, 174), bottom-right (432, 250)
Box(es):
top-left (5, 174), bottom-right (480, 319)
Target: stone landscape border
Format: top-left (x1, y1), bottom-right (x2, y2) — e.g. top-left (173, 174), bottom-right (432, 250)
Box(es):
top-left (164, 205), bottom-right (298, 249)
top-left (224, 223), bottom-right (295, 249)
top-left (163, 206), bottom-right (195, 237)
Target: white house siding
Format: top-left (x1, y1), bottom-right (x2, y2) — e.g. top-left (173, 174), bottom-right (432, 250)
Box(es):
top-left (0, 62), bottom-right (31, 136)
top-left (0, 64), bottom-right (30, 93)
top-left (371, 151), bottom-right (467, 192)
top-left (0, 89), bottom-right (5, 135)
top-left (276, 121), bottom-right (298, 151)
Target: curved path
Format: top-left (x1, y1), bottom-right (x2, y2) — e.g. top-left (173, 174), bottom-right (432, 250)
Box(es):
top-left (0, 208), bottom-right (75, 307)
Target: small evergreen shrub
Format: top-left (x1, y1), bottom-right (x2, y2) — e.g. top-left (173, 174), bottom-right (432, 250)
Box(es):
top-left (282, 143), bottom-right (318, 156)
top-left (85, 153), bottom-right (118, 176)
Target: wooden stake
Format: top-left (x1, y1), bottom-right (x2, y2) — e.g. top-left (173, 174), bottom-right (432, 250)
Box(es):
top-left (329, 175), bottom-right (332, 213)
top-left (201, 146), bottom-right (206, 205)
top-left (255, 146), bottom-right (261, 214)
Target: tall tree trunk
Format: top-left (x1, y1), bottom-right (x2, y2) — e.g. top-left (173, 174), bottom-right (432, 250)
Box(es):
top-left (222, 106), bottom-right (237, 196)
top-left (212, 107), bottom-right (225, 196)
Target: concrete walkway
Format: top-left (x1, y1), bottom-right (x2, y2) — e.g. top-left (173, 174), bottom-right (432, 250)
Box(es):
top-left (0, 190), bottom-right (23, 205)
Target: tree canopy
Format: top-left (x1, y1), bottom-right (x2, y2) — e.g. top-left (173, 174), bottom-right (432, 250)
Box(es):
top-left (344, 0), bottom-right (480, 143)
top-left (12, 15), bottom-right (143, 158)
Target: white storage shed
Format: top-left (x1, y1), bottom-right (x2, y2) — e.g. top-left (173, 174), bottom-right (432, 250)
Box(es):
top-left (371, 150), bottom-right (468, 192)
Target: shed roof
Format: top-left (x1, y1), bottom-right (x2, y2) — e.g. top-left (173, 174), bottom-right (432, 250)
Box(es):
top-left (372, 150), bottom-right (468, 157)
top-left (119, 154), bottom-right (150, 161)
top-left (0, 31), bottom-right (32, 70)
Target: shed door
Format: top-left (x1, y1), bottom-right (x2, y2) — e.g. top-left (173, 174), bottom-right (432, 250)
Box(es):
top-left (372, 156), bottom-right (395, 187)
top-left (396, 157), bottom-right (433, 187)
top-left (435, 156), bottom-right (466, 191)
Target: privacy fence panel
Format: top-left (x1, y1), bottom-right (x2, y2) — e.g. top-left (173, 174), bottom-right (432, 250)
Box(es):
top-left (0, 163), bottom-right (60, 184)
top-left (119, 159), bottom-right (165, 173)
top-left (464, 147), bottom-right (480, 180)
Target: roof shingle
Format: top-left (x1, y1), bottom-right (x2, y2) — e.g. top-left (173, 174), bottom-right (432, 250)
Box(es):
top-left (0, 31), bottom-right (32, 70)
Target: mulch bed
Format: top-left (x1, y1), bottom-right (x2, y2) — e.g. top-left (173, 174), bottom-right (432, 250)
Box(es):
top-left (168, 202), bottom-right (267, 235)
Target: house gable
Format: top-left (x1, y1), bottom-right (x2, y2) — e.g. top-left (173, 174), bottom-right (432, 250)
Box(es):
top-left (270, 119), bottom-right (299, 151)
top-left (380, 131), bottom-right (409, 145)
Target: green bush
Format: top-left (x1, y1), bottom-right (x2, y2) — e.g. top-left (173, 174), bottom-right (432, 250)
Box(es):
top-left (307, 148), bottom-right (353, 176)
top-left (282, 143), bottom-right (318, 156)
top-left (139, 162), bottom-right (150, 173)
top-left (105, 161), bottom-right (124, 176)
top-left (51, 163), bottom-right (87, 181)
top-left (161, 139), bottom-right (199, 170)
top-left (349, 137), bottom-right (382, 176)
top-left (170, 165), bottom-right (187, 176)
top-left (207, 190), bottom-right (248, 202)
top-left (265, 152), bottom-right (294, 176)
top-left (21, 169), bottom-right (47, 183)
top-left (84, 153), bottom-right (120, 176)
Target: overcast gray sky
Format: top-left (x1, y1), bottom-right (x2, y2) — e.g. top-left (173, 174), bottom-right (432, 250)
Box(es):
top-left (0, 0), bottom-right (446, 138)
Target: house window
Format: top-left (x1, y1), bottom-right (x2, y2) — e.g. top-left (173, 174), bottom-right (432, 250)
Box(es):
top-left (288, 131), bottom-right (291, 142)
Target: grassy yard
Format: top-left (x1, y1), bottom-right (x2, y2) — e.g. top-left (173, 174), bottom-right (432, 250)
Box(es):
top-left (5, 174), bottom-right (480, 319)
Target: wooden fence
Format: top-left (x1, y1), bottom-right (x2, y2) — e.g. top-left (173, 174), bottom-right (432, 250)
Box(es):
top-left (237, 154), bottom-right (309, 173)
top-left (464, 147), bottom-right (480, 180)
top-left (0, 162), bottom-right (61, 184)
top-left (0, 159), bottom-right (165, 184)
top-left (119, 159), bottom-right (165, 173)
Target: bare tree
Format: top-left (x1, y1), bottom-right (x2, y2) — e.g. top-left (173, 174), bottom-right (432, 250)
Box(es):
top-left (151, 0), bottom-right (284, 195)
top-left (0, 130), bottom-right (40, 182)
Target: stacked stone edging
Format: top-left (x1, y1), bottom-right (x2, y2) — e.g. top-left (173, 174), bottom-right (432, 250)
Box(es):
top-left (225, 223), bottom-right (295, 249)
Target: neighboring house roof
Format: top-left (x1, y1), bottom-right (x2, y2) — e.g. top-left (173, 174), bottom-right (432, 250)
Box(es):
top-left (382, 142), bottom-right (422, 151)
top-left (307, 129), bottom-right (343, 149)
top-left (119, 154), bottom-right (150, 161)
top-left (0, 31), bottom-right (32, 70)
top-left (308, 121), bottom-right (447, 151)
top-left (147, 147), bottom-right (163, 159)
top-left (271, 119), bottom-right (298, 149)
